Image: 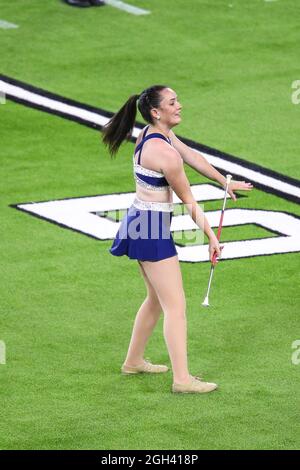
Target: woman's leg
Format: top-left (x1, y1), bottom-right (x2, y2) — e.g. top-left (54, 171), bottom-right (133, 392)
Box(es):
top-left (139, 256), bottom-right (190, 385)
top-left (123, 261), bottom-right (163, 367)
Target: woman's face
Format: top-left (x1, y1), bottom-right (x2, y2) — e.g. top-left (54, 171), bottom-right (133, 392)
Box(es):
top-left (152, 88), bottom-right (182, 127)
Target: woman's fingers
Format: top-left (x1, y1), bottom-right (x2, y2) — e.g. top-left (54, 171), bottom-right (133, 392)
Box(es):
top-left (212, 245), bottom-right (221, 260)
top-left (227, 181), bottom-right (254, 202)
top-left (210, 244), bottom-right (224, 264)
top-left (233, 181), bottom-right (254, 190)
top-left (216, 244), bottom-right (222, 257)
top-left (228, 189), bottom-right (237, 201)
top-left (211, 250), bottom-right (217, 264)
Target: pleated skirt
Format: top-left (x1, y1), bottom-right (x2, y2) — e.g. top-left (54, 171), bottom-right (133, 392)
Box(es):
top-left (110, 201), bottom-right (177, 262)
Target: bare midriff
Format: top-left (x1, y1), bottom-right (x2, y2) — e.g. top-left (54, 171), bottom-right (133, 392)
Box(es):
top-left (135, 184), bottom-right (173, 203)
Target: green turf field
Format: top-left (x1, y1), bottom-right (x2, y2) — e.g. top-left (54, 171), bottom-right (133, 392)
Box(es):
top-left (1, 0), bottom-right (300, 450)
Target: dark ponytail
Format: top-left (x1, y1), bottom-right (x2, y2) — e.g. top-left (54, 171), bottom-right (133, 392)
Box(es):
top-left (102, 85), bottom-right (167, 157)
top-left (102, 94), bottom-right (139, 157)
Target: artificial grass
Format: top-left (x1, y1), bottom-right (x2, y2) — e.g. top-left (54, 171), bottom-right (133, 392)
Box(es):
top-left (1, 0), bottom-right (299, 450)
top-left (1, 0), bottom-right (299, 178)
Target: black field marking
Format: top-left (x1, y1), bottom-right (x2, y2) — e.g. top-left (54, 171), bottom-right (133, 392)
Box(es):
top-left (9, 184), bottom-right (226, 243)
top-left (2, 75), bottom-right (300, 262)
top-left (10, 201), bottom-right (300, 262)
top-left (10, 202), bottom-right (98, 242)
top-left (1, 74), bottom-right (299, 204)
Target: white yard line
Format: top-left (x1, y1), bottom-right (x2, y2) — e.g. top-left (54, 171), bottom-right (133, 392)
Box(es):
top-left (0, 19), bottom-right (19, 29)
top-left (105, 0), bottom-right (150, 15)
top-left (1, 77), bottom-right (299, 201)
top-left (0, 80), bottom-right (109, 127)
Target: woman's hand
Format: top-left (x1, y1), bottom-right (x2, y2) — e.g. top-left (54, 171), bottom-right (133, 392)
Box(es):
top-left (209, 234), bottom-right (223, 265)
top-left (226, 180), bottom-right (253, 202)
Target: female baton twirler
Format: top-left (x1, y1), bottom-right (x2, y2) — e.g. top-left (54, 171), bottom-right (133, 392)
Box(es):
top-left (103, 85), bottom-right (253, 394)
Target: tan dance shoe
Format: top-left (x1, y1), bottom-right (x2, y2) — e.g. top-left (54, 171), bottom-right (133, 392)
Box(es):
top-left (121, 359), bottom-right (169, 375)
top-left (172, 375), bottom-right (217, 394)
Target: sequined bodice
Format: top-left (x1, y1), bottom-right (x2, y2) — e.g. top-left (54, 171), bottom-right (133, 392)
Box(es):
top-left (133, 126), bottom-right (171, 192)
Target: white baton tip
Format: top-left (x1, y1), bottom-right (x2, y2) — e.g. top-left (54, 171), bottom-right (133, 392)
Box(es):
top-left (226, 174), bottom-right (232, 184)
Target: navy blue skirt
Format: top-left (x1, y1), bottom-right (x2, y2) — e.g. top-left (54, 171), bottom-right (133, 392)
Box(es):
top-left (110, 204), bottom-right (177, 262)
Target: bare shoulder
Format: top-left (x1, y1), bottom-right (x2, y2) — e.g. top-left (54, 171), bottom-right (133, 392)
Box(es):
top-left (158, 143), bottom-right (183, 173)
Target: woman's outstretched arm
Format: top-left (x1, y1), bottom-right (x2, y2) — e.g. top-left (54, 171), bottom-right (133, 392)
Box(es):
top-left (169, 131), bottom-right (253, 201)
top-left (160, 145), bottom-right (221, 262)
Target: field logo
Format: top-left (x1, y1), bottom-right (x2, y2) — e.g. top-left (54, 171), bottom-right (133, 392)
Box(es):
top-left (291, 340), bottom-right (300, 365)
top-left (2, 73), bottom-right (300, 263)
top-left (13, 185), bottom-right (300, 263)
top-left (291, 80), bottom-right (300, 105)
top-left (0, 340), bottom-right (6, 365)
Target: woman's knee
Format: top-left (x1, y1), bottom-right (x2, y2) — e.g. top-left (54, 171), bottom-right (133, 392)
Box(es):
top-left (165, 307), bottom-right (186, 321)
top-left (163, 292), bottom-right (186, 319)
top-left (146, 295), bottom-right (162, 314)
